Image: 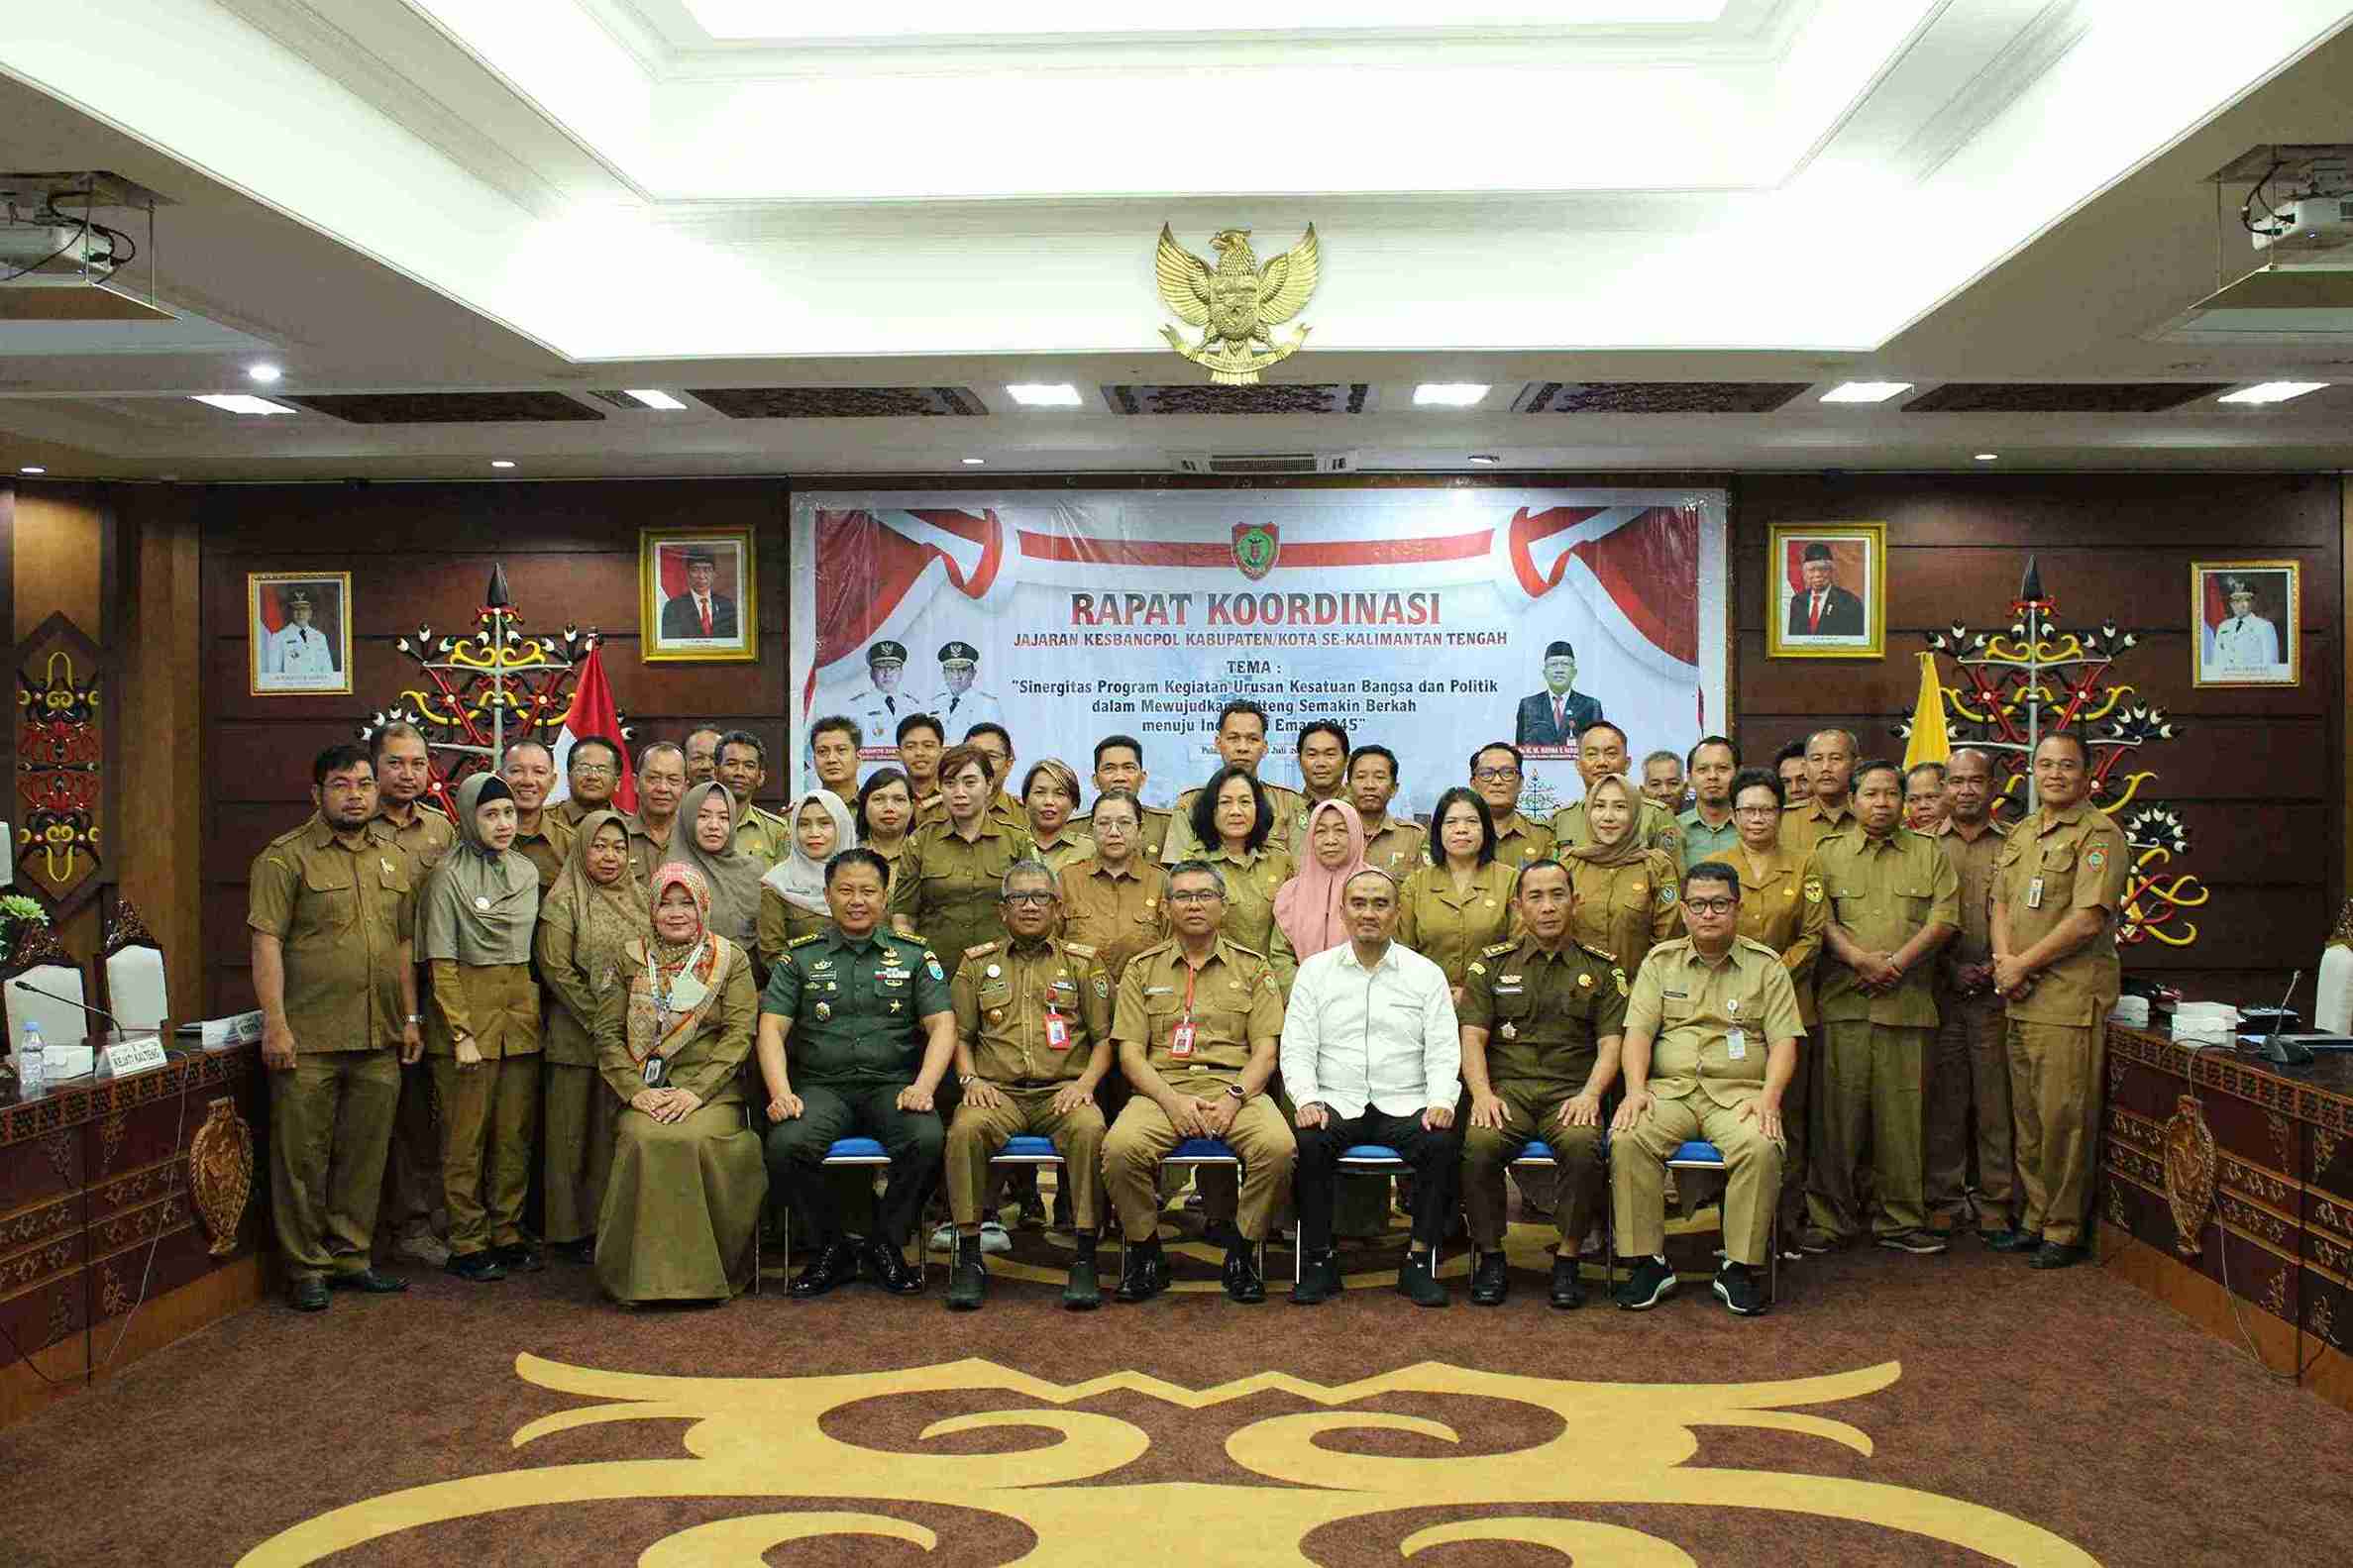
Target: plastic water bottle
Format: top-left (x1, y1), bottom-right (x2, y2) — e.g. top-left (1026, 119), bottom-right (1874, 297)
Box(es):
top-left (17, 1022), bottom-right (45, 1097)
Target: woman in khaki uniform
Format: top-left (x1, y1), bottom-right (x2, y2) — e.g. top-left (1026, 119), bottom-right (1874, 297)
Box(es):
top-left (534, 809), bottom-right (648, 1264)
top-left (1726, 766), bottom-right (1826, 1232)
top-left (1190, 765), bottom-right (1299, 987)
top-left (419, 773), bottom-right (544, 1281)
top-left (1396, 786), bottom-right (1520, 1002)
top-left (593, 862), bottom-right (766, 1304)
top-left (854, 769), bottom-right (914, 890)
top-left (1020, 758), bottom-right (1097, 875)
top-left (1056, 789), bottom-right (1168, 984)
top-left (1564, 774), bottom-right (1679, 975)
top-left (757, 788), bottom-right (853, 970)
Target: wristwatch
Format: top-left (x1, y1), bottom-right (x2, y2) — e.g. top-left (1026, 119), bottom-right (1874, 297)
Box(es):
top-left (403, 1013), bottom-right (424, 1026)
top-left (959, 1073), bottom-right (983, 1087)
top-left (1223, 1083), bottom-right (1247, 1101)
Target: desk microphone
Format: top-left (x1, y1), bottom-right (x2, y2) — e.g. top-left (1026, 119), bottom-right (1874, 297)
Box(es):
top-left (11, 981), bottom-right (134, 1041)
top-left (2255, 971), bottom-right (2314, 1068)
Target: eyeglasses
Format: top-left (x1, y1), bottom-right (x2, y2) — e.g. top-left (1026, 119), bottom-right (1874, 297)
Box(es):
top-left (572, 764), bottom-right (614, 778)
top-left (1167, 889), bottom-right (1223, 905)
top-left (1001, 890), bottom-right (1057, 907)
top-left (1731, 804), bottom-right (1778, 817)
top-left (1472, 767), bottom-right (1522, 783)
top-left (1683, 896), bottom-right (1739, 915)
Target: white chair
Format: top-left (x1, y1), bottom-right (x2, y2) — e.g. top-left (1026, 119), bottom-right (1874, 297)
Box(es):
top-left (3, 919), bottom-right (92, 1076)
top-left (101, 896), bottom-right (169, 1034)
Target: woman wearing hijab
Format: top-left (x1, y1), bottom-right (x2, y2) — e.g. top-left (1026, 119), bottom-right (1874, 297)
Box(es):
top-left (1397, 786), bottom-right (1519, 1004)
top-left (666, 781), bottom-right (761, 954)
top-left (593, 862), bottom-right (766, 1305)
top-left (1269, 797), bottom-right (1369, 976)
top-left (535, 810), bottom-right (650, 1265)
top-left (420, 773), bottom-right (544, 1283)
top-left (757, 788), bottom-right (854, 971)
top-left (1564, 774), bottom-right (1681, 978)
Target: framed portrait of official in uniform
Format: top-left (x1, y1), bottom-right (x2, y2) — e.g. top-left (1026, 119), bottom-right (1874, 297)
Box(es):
top-left (1765, 522), bottom-right (1885, 660)
top-left (248, 571), bottom-right (353, 695)
top-left (2192, 559), bottom-right (2299, 687)
top-left (639, 525), bottom-right (757, 663)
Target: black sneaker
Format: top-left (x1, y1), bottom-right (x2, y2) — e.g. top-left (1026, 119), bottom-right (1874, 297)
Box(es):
top-left (492, 1241), bottom-right (545, 1273)
top-left (1468, 1250), bottom-right (1509, 1307)
top-left (1290, 1249), bottom-right (1341, 1306)
top-left (1396, 1250), bottom-right (1447, 1308)
top-left (1613, 1254), bottom-right (1677, 1311)
top-left (444, 1250), bottom-right (506, 1283)
top-left (1548, 1255), bottom-right (1585, 1310)
top-left (2028, 1239), bottom-right (2086, 1270)
top-left (1876, 1229), bottom-right (1949, 1255)
top-left (1714, 1261), bottom-right (1766, 1316)
top-left (1984, 1227), bottom-right (2043, 1253)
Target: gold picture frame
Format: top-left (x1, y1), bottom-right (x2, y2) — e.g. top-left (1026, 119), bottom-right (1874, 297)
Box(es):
top-left (640, 526), bottom-right (757, 663)
top-left (1765, 522), bottom-right (1886, 660)
top-left (247, 570), bottom-right (354, 695)
top-left (2191, 559), bottom-right (2299, 687)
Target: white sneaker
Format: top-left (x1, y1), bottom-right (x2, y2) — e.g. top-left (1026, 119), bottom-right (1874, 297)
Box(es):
top-left (979, 1221), bottom-right (1013, 1255)
top-left (394, 1228), bottom-right (451, 1268)
top-left (928, 1221), bottom-right (957, 1252)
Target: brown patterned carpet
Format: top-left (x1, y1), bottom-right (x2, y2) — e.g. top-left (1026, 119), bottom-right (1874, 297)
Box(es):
top-left (3, 1202), bottom-right (2349, 1567)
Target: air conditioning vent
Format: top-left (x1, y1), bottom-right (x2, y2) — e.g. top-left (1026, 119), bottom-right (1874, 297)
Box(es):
top-left (1169, 451), bottom-right (1351, 475)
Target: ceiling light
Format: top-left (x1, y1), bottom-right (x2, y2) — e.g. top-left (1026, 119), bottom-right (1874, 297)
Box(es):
top-left (247, 363), bottom-right (282, 384)
top-left (2217, 380), bottom-right (2328, 405)
top-left (1414, 383), bottom-right (1490, 408)
top-left (19, 466), bottom-right (45, 474)
top-left (1974, 452), bottom-right (1999, 462)
top-left (622, 388), bottom-right (687, 409)
top-left (961, 457), bottom-right (986, 466)
top-left (490, 460), bottom-right (516, 469)
top-left (1818, 380), bottom-right (1911, 404)
top-left (1467, 454), bottom-right (1500, 466)
top-left (190, 393), bottom-right (295, 415)
top-left (1006, 383), bottom-right (1082, 408)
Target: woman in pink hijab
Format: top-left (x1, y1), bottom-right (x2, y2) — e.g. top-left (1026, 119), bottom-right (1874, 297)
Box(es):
top-left (1270, 797), bottom-right (1370, 973)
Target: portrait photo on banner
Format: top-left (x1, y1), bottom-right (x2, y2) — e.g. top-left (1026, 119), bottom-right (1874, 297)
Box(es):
top-left (2192, 558), bottom-right (2300, 687)
top-left (640, 525), bottom-right (756, 663)
top-left (788, 488), bottom-right (1729, 817)
top-left (1765, 522), bottom-right (1885, 660)
top-left (248, 570), bottom-right (352, 695)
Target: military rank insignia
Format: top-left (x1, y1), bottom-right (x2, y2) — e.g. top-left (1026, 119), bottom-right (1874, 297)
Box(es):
top-left (1576, 973), bottom-right (1593, 990)
top-left (1657, 884), bottom-right (1677, 907)
top-left (1803, 878), bottom-right (1825, 903)
top-left (1612, 967), bottom-right (1629, 996)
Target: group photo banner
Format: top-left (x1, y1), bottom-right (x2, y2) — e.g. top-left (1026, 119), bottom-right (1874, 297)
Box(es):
top-left (791, 487), bottom-right (1730, 824)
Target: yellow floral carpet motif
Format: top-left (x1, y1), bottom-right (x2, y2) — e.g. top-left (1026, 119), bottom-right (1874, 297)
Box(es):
top-left (240, 1354), bottom-right (2098, 1565)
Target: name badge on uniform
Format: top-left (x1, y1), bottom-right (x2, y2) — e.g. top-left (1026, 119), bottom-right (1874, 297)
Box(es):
top-left (1727, 1028), bottom-right (1747, 1061)
top-left (2026, 876), bottom-right (2045, 910)
top-left (1044, 1008), bottom-right (1072, 1052)
top-left (1170, 1016), bottom-right (1196, 1059)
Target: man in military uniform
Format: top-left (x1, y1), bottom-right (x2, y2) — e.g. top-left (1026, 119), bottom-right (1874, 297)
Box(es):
top-left (1934, 747), bottom-right (2014, 1241)
top-left (625, 742), bottom-right (688, 888)
top-left (1610, 860), bottom-right (1803, 1317)
top-left (683, 725), bottom-right (724, 787)
top-left (250, 744), bottom-right (423, 1311)
top-left (890, 743), bottom-right (1036, 984)
top-left (1804, 760), bottom-right (1961, 1256)
top-left (500, 740), bottom-right (574, 889)
top-left (717, 730), bottom-right (790, 868)
top-left (1162, 700), bottom-right (1306, 865)
top-left (1102, 861), bottom-right (1295, 1304)
top-left (852, 640), bottom-right (912, 751)
top-left (1082, 735), bottom-right (1175, 862)
top-left (807, 715), bottom-right (862, 801)
top-left (1678, 737), bottom-right (1741, 870)
top-left (370, 722), bottom-right (454, 1269)
top-left (1284, 720), bottom-right (1352, 857)
top-left (927, 640), bottom-right (1004, 731)
top-left (1346, 744), bottom-right (1428, 877)
top-left (1458, 859), bottom-right (1626, 1308)
top-left (554, 736), bottom-right (624, 830)
top-left (1781, 728), bottom-right (1858, 861)
top-left (944, 860), bottom-right (1115, 1310)
top-left (758, 847), bottom-right (956, 1298)
top-left (1549, 722), bottom-right (1682, 858)
top-left (1990, 732), bottom-right (2129, 1269)
top-left (1468, 742), bottom-right (1555, 870)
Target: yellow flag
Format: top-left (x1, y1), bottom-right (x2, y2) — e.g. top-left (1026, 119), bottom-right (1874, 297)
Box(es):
top-left (1903, 651), bottom-right (1951, 770)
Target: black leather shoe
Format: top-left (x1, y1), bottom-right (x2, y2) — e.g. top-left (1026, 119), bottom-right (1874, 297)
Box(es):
top-left (946, 1236), bottom-right (986, 1310)
top-left (789, 1240), bottom-right (860, 1299)
top-left (492, 1242), bottom-right (546, 1274)
top-left (2028, 1239), bottom-right (2086, 1270)
top-left (866, 1236), bottom-right (924, 1295)
top-left (326, 1267), bottom-right (409, 1295)
top-left (1549, 1255), bottom-right (1586, 1309)
top-left (289, 1277), bottom-right (330, 1312)
top-left (1290, 1249), bottom-right (1341, 1306)
top-left (1062, 1253), bottom-right (1101, 1310)
top-left (1222, 1245), bottom-right (1266, 1304)
top-left (1117, 1243), bottom-right (1168, 1303)
top-left (1985, 1227), bottom-right (2044, 1253)
top-left (1397, 1250), bottom-right (1448, 1308)
top-left (1203, 1217), bottom-right (1245, 1251)
top-left (552, 1236), bottom-right (597, 1265)
top-left (444, 1250), bottom-right (507, 1283)
top-left (1468, 1250), bottom-right (1510, 1307)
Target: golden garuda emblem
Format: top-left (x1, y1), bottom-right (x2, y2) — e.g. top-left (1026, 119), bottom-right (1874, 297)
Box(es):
top-left (1155, 223), bottom-right (1320, 385)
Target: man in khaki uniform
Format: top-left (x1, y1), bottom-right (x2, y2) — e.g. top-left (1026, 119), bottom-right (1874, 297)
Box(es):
top-left (1609, 860), bottom-right (1802, 1316)
top-left (1161, 700), bottom-right (1306, 865)
top-left (1469, 742), bottom-right (1556, 871)
top-left (897, 712), bottom-right (947, 814)
top-left (1458, 860), bottom-right (1626, 1309)
top-left (1283, 720), bottom-right (1353, 858)
top-left (1081, 735), bottom-right (1175, 863)
top-left (1991, 732), bottom-right (2130, 1268)
top-left (1347, 744), bottom-right (1429, 877)
top-left (553, 735), bottom-right (624, 829)
top-left (626, 742), bottom-right (688, 888)
top-left (944, 860), bottom-right (1114, 1311)
top-left (371, 723), bottom-right (454, 1269)
top-left (1780, 728), bottom-right (1859, 862)
top-left (501, 741), bottom-right (574, 889)
top-left (890, 742), bottom-right (1036, 984)
top-left (1102, 861), bottom-right (1295, 1304)
top-left (1933, 747), bottom-right (2014, 1240)
top-left (1805, 760), bottom-right (1960, 1255)
top-left (717, 730), bottom-right (791, 868)
top-left (1549, 722), bottom-right (1683, 859)
top-left (250, 743), bottom-right (423, 1311)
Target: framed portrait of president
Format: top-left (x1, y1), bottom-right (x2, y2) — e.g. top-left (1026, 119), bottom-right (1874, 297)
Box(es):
top-left (640, 525), bottom-right (757, 663)
top-left (1765, 522), bottom-right (1885, 660)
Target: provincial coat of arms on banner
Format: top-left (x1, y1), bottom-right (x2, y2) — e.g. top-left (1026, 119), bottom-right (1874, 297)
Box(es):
top-left (1231, 522), bottom-right (1281, 580)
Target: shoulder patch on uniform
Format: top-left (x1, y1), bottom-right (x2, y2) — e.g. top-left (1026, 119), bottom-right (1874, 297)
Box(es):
top-left (2083, 846), bottom-right (2107, 871)
top-left (1481, 941), bottom-right (1518, 958)
top-left (1656, 883), bottom-right (1677, 906)
top-left (1612, 966), bottom-right (1629, 996)
top-left (1062, 941), bottom-right (1098, 959)
top-left (1802, 876), bottom-right (1824, 903)
top-left (1225, 941), bottom-right (1268, 960)
top-left (964, 941), bottom-right (1001, 960)
top-left (1577, 941), bottom-right (1618, 964)
top-left (786, 933), bottom-right (823, 948)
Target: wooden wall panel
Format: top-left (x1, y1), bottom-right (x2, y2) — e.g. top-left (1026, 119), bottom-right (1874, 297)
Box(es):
top-left (1739, 473), bottom-right (2343, 1011)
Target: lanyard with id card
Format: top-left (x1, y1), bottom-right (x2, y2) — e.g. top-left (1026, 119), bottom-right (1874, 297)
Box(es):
top-left (1169, 962), bottom-right (1199, 1059)
top-left (1725, 994), bottom-right (1745, 1061)
top-left (1044, 998), bottom-right (1071, 1052)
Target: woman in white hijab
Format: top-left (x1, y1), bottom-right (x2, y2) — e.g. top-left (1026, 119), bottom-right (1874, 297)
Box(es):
top-left (756, 787), bottom-right (856, 971)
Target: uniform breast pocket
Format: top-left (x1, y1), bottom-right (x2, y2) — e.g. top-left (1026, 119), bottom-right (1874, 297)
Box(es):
top-left (377, 861), bottom-right (410, 896)
top-left (300, 860), bottom-right (356, 932)
top-left (1659, 993), bottom-right (1697, 1027)
top-left (975, 980), bottom-right (1012, 1010)
top-left (2037, 848), bottom-right (2079, 902)
top-left (1897, 883), bottom-right (1935, 921)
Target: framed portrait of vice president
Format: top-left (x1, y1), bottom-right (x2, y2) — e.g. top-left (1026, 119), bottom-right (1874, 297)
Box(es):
top-left (1765, 523), bottom-right (1886, 660)
top-left (640, 526), bottom-right (757, 663)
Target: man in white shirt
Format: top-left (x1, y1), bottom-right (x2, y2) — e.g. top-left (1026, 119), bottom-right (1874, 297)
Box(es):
top-left (1280, 868), bottom-right (1462, 1307)
top-left (2208, 579), bottom-right (2282, 673)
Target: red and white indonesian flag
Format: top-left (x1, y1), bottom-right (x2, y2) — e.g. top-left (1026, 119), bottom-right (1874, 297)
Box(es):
top-left (548, 643), bottom-right (636, 814)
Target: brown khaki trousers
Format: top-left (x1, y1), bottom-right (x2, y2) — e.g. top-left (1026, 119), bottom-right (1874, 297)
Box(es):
top-left (1460, 1080), bottom-right (1601, 1252)
top-left (1933, 989), bottom-right (2015, 1230)
top-left (542, 1060), bottom-right (619, 1245)
top-left (1104, 1079), bottom-right (1295, 1244)
top-left (1806, 1019), bottom-right (1927, 1240)
top-left (2007, 1017), bottom-right (2103, 1247)
top-left (1612, 1092), bottom-right (1783, 1267)
top-left (271, 1049), bottom-right (400, 1282)
top-left (946, 1085), bottom-right (1106, 1229)
top-left (432, 1054), bottom-right (540, 1256)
